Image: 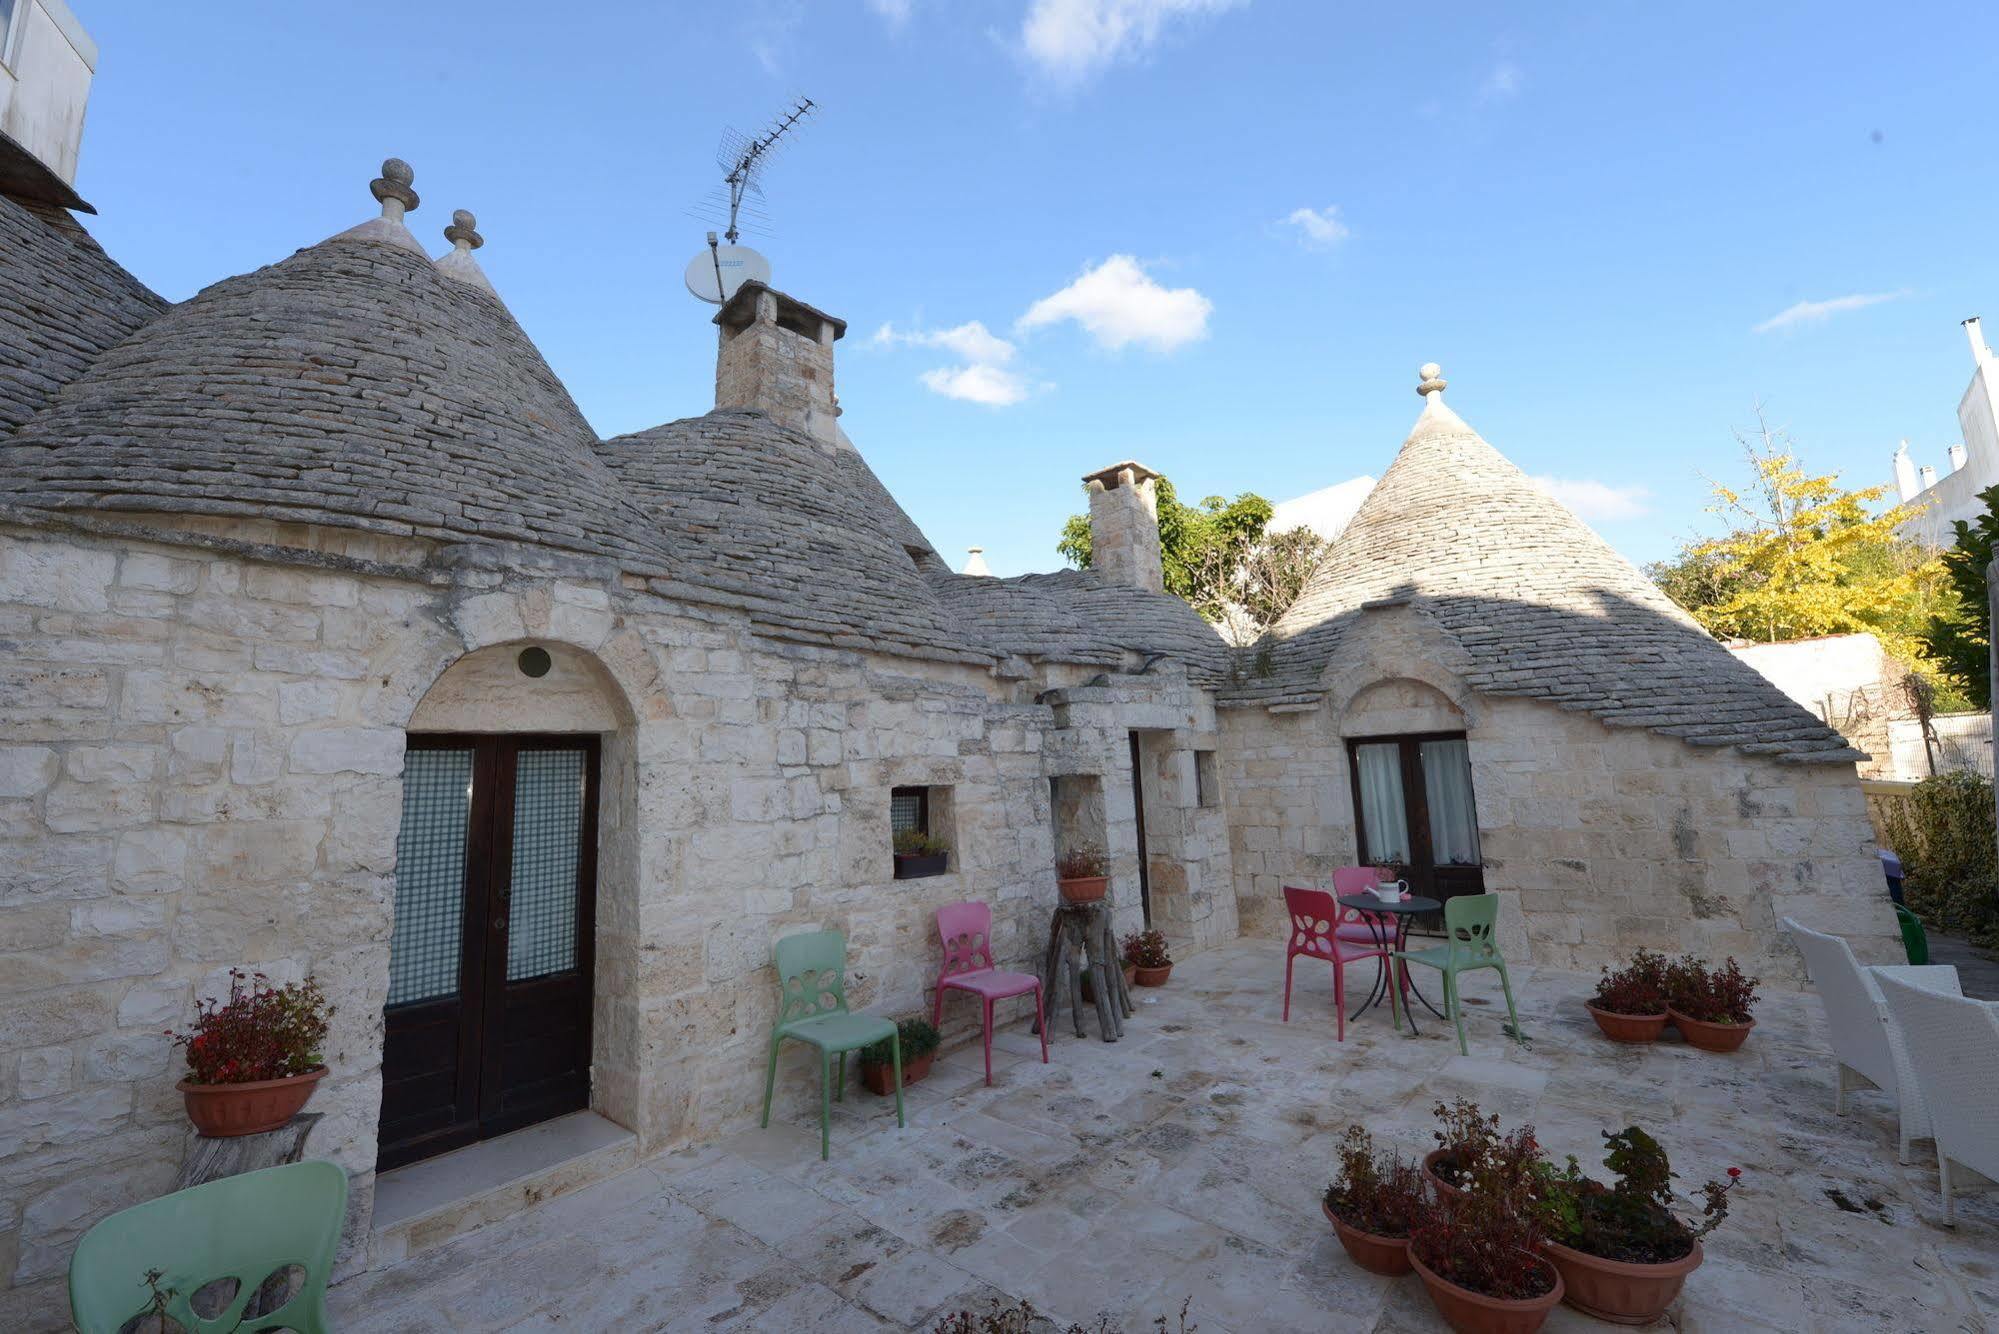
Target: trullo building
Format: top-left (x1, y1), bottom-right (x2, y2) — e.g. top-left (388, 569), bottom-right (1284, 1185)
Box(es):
top-left (0, 32), bottom-right (1893, 1325)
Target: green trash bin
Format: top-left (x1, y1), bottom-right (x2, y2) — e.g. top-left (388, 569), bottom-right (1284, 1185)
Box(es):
top-left (1894, 904), bottom-right (1929, 965)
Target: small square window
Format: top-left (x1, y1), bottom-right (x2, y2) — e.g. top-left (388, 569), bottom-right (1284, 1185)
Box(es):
top-left (891, 785), bottom-right (953, 879)
top-left (1194, 751), bottom-right (1219, 808)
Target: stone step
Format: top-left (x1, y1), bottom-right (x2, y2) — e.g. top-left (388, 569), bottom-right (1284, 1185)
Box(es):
top-left (368, 1110), bottom-right (637, 1267)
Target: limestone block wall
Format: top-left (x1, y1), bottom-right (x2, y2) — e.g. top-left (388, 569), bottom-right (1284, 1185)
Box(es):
top-left (1220, 605), bottom-right (1897, 980)
top-left (0, 520), bottom-right (1236, 1324)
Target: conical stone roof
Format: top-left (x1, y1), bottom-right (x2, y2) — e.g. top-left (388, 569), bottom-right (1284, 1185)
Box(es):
top-left (596, 410), bottom-right (996, 664)
top-left (0, 214), bottom-right (675, 573)
top-left (1231, 381), bottom-right (1864, 764)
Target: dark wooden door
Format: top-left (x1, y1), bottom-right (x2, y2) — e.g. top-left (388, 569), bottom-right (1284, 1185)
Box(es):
top-left (1346, 732), bottom-right (1485, 930)
top-left (1129, 731), bottom-right (1153, 926)
top-left (378, 734), bottom-right (599, 1171)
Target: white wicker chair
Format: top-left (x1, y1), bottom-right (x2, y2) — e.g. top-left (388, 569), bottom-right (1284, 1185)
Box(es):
top-left (1781, 916), bottom-right (1962, 1162)
top-left (1876, 973), bottom-right (1999, 1225)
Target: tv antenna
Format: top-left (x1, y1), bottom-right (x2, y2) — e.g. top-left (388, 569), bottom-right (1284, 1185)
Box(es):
top-left (685, 96), bottom-right (816, 305)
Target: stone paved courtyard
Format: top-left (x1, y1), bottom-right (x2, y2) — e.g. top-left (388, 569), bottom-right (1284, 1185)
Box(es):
top-left (329, 940), bottom-right (1997, 1333)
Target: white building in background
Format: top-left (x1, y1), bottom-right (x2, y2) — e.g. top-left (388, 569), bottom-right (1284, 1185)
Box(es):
top-left (1268, 474), bottom-right (1375, 542)
top-left (1895, 316), bottom-right (1999, 549)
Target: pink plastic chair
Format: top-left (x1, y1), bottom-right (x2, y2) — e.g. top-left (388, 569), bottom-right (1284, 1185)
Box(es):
top-left (1282, 885), bottom-right (1391, 1039)
top-left (1331, 866), bottom-right (1397, 944)
top-left (934, 901), bottom-right (1049, 1085)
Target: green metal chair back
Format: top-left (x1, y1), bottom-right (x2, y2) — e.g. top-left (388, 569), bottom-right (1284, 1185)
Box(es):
top-left (775, 929), bottom-right (852, 1029)
top-left (69, 1159), bottom-right (347, 1334)
top-left (1442, 892), bottom-right (1502, 964)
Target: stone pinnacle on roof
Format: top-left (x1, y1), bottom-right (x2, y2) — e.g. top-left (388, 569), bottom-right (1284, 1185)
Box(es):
top-left (435, 208), bottom-right (499, 297)
top-left (1417, 361), bottom-right (1446, 397)
top-left (340, 157), bottom-right (425, 254)
top-left (444, 208), bottom-right (483, 251)
top-left (371, 158), bottom-right (419, 221)
top-left (962, 546), bottom-right (993, 577)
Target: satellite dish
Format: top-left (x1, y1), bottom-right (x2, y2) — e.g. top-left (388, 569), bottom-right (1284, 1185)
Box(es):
top-left (685, 244), bottom-right (771, 305)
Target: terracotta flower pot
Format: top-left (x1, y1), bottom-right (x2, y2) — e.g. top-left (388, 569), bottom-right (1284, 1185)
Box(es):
top-left (178, 1067), bottom-right (326, 1138)
top-left (1541, 1236), bottom-right (1702, 1325)
top-left (1423, 1148), bottom-right (1466, 1204)
top-left (1132, 963), bottom-right (1171, 987)
top-left (1322, 1199), bottom-right (1412, 1276)
top-left (1584, 1002), bottom-right (1670, 1044)
top-left (1667, 1008), bottom-right (1755, 1053)
top-left (1058, 874), bottom-right (1108, 904)
top-left (858, 1049), bottom-right (935, 1096)
top-left (1410, 1244), bottom-right (1564, 1334)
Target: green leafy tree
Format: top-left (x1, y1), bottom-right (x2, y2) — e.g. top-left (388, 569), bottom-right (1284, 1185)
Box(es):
top-left (1645, 414), bottom-right (1966, 704)
top-left (1057, 476), bottom-right (1325, 638)
top-left (1917, 484), bottom-right (1999, 710)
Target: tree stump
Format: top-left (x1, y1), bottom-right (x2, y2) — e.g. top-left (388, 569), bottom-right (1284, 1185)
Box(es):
top-left (176, 1113), bottom-right (322, 1191)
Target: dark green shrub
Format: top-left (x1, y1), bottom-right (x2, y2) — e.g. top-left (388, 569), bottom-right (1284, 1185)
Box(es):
top-left (1879, 770), bottom-right (1999, 941)
top-left (859, 1016), bottom-right (941, 1068)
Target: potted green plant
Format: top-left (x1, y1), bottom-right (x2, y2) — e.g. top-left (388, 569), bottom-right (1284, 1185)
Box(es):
top-left (1122, 929), bottom-right (1173, 985)
top-left (1054, 845), bottom-right (1108, 903)
top-left (168, 971), bottom-right (331, 1137)
top-left (893, 829), bottom-right (950, 880)
top-left (1663, 955), bottom-right (1759, 1052)
top-left (1423, 1097), bottom-right (1504, 1204)
top-left (858, 1017), bottom-right (942, 1095)
top-left (1409, 1116), bottom-right (1565, 1334)
top-left (1585, 949), bottom-right (1670, 1043)
top-left (1322, 1125), bottom-right (1427, 1275)
top-left (1541, 1127), bottom-right (1740, 1325)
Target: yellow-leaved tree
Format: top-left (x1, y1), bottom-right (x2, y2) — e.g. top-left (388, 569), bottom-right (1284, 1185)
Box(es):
top-left (1647, 413), bottom-right (1964, 698)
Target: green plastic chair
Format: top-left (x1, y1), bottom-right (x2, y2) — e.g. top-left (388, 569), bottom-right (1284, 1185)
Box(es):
top-left (1392, 893), bottom-right (1523, 1056)
top-left (1894, 904), bottom-right (1929, 965)
top-left (69, 1159), bottom-right (347, 1334)
top-left (760, 929), bottom-right (904, 1159)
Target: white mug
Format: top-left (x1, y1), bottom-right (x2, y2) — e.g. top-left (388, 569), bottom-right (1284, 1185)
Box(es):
top-left (1372, 879), bottom-right (1409, 902)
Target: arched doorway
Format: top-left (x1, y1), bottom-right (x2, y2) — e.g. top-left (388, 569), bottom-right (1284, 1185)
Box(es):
top-left (378, 642), bottom-right (631, 1170)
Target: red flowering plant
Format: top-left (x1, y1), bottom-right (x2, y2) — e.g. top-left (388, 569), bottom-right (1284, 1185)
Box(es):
top-left (168, 971), bottom-right (331, 1085)
top-left (1589, 949), bottom-right (1669, 1016)
top-left (1411, 1118), bottom-right (1559, 1299)
top-left (1544, 1126), bottom-right (1742, 1264)
top-left (1664, 956), bottom-right (1760, 1025)
top-left (1323, 1125), bottom-right (1428, 1239)
top-left (1122, 929), bottom-right (1173, 970)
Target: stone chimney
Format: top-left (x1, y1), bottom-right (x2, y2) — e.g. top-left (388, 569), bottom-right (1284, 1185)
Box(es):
top-left (0, 0), bottom-right (98, 211)
top-left (1949, 442), bottom-right (1969, 473)
top-left (1966, 317), bottom-right (1991, 366)
top-left (715, 281), bottom-right (845, 443)
top-left (1082, 461), bottom-right (1165, 594)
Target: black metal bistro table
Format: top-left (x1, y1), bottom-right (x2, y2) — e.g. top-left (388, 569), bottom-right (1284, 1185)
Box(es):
top-left (1336, 893), bottom-right (1449, 1033)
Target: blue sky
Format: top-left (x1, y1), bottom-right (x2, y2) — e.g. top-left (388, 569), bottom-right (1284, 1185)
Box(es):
top-left (73, 1), bottom-right (1999, 577)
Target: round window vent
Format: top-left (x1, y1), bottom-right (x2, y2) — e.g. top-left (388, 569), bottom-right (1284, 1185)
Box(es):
top-left (517, 646), bottom-right (552, 679)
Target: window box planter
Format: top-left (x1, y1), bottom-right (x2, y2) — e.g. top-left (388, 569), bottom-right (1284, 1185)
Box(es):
top-left (1540, 1236), bottom-right (1702, 1326)
top-left (893, 852), bottom-right (948, 880)
top-left (1409, 1244), bottom-right (1563, 1334)
top-left (859, 1049), bottom-right (935, 1096)
top-left (179, 1068), bottom-right (326, 1138)
top-left (1322, 1199), bottom-right (1413, 1276)
top-left (1667, 1009), bottom-right (1754, 1053)
top-left (1057, 874), bottom-right (1107, 904)
top-left (1583, 1002), bottom-right (1669, 1044)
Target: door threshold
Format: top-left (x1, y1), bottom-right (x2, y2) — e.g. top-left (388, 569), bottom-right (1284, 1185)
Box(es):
top-left (369, 1110), bottom-right (636, 1267)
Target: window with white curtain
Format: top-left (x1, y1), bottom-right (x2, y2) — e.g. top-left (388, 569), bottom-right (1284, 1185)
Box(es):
top-left (1353, 741), bottom-right (1410, 863)
top-left (1420, 738), bottom-right (1482, 866)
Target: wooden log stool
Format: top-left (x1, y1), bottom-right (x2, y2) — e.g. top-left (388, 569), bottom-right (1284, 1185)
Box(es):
top-left (1037, 902), bottom-right (1133, 1041)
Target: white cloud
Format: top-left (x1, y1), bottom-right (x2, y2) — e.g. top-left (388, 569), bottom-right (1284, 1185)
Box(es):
top-left (1753, 290), bottom-right (1908, 335)
top-left (872, 320), bottom-right (1017, 364)
top-left (1281, 205), bottom-right (1350, 249)
top-left (1016, 254), bottom-right (1213, 352)
top-left (920, 364), bottom-right (1031, 406)
top-left (1479, 60), bottom-right (1522, 101)
top-left (1528, 476), bottom-right (1650, 521)
top-left (1021, 0), bottom-right (1246, 83)
top-left (866, 0), bottom-right (913, 27)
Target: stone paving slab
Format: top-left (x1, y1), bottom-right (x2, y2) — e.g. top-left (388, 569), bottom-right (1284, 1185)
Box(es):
top-left (329, 939), bottom-right (1997, 1332)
